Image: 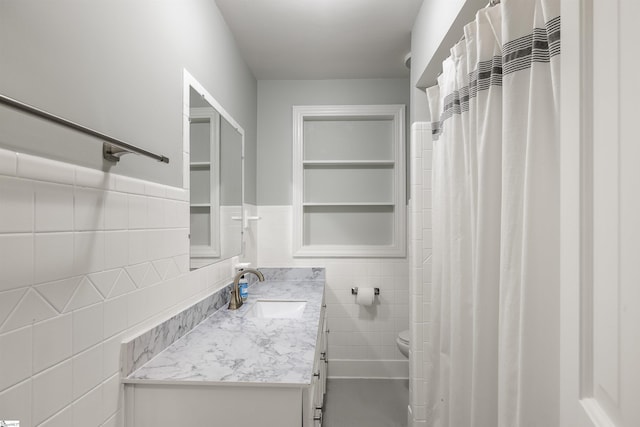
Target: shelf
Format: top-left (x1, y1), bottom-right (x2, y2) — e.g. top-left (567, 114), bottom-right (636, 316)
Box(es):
top-left (303, 119), bottom-right (394, 161)
top-left (190, 203), bottom-right (211, 208)
top-left (302, 160), bottom-right (394, 167)
top-left (190, 162), bottom-right (211, 168)
top-left (303, 166), bottom-right (393, 204)
top-left (302, 202), bottom-right (394, 207)
top-left (302, 205), bottom-right (394, 247)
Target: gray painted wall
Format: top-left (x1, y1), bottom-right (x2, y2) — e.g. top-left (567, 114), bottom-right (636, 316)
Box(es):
top-left (0, 0), bottom-right (257, 203)
top-left (257, 79), bottom-right (409, 206)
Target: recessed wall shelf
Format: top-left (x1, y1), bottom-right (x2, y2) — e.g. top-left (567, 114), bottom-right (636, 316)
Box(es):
top-left (293, 104), bottom-right (406, 257)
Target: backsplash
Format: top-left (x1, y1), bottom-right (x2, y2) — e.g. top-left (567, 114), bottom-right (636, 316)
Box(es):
top-left (258, 267), bottom-right (325, 282)
top-left (122, 283), bottom-right (233, 377)
top-left (0, 147), bottom-right (250, 427)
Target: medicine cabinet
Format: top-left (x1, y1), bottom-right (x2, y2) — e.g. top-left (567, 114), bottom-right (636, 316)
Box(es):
top-left (292, 104), bottom-right (406, 257)
top-left (185, 72), bottom-right (244, 270)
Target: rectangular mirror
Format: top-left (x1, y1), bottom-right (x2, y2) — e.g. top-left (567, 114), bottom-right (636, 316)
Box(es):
top-left (185, 74), bottom-right (244, 270)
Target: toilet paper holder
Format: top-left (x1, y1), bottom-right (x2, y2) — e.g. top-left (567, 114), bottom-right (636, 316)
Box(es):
top-left (351, 287), bottom-right (380, 296)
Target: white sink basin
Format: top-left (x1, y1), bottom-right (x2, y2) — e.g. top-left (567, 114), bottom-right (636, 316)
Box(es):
top-left (245, 300), bottom-right (307, 319)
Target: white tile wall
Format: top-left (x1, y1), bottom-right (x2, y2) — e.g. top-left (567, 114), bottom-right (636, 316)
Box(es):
top-left (35, 233), bottom-right (75, 282)
top-left (71, 303), bottom-right (104, 355)
top-left (104, 192), bottom-right (128, 230)
top-left (74, 188), bottom-right (106, 231)
top-left (34, 182), bottom-right (74, 232)
top-left (71, 384), bottom-right (103, 427)
top-left (2, 290), bottom-right (58, 333)
top-left (17, 153), bottom-right (75, 185)
top-left (104, 232), bottom-right (129, 270)
top-left (38, 406), bottom-right (72, 427)
top-left (32, 314), bottom-right (73, 374)
top-left (101, 374), bottom-right (120, 422)
top-left (0, 176), bottom-right (34, 232)
top-left (32, 360), bottom-right (73, 426)
top-left (34, 277), bottom-right (81, 313)
top-left (409, 122), bottom-right (432, 426)
top-left (72, 344), bottom-right (104, 400)
top-left (0, 289), bottom-right (26, 326)
top-left (0, 147), bottom-right (252, 427)
top-left (89, 270), bottom-right (120, 298)
top-left (257, 205), bottom-right (410, 378)
top-left (0, 234), bottom-right (34, 291)
top-left (0, 148), bottom-right (17, 175)
top-left (0, 380), bottom-right (32, 426)
top-left (64, 278), bottom-right (100, 312)
top-left (0, 326), bottom-right (33, 391)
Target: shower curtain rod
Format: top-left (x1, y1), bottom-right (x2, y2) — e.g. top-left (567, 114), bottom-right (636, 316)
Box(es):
top-left (455, 0), bottom-right (501, 44)
top-left (0, 93), bottom-right (170, 164)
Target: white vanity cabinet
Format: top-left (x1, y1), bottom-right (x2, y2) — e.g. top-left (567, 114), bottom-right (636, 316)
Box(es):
top-left (303, 305), bottom-right (328, 427)
top-left (124, 296), bottom-right (328, 427)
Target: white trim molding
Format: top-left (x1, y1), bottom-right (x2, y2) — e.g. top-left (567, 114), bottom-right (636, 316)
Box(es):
top-left (327, 359), bottom-right (409, 380)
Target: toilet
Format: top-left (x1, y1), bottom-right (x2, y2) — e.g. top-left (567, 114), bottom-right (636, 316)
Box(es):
top-left (396, 329), bottom-right (410, 358)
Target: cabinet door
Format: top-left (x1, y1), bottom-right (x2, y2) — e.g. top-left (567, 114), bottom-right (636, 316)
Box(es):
top-left (308, 348), bottom-right (325, 426)
top-left (127, 384), bottom-right (302, 427)
top-left (320, 313), bottom-right (328, 399)
top-left (313, 408), bottom-right (323, 427)
top-left (561, 0), bottom-right (640, 425)
top-left (303, 375), bottom-right (319, 427)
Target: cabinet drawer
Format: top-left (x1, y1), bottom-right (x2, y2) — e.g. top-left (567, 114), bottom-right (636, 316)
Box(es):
top-left (314, 408), bottom-right (323, 427)
top-left (304, 373), bottom-right (322, 427)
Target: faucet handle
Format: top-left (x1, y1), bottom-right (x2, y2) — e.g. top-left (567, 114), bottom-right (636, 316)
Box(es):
top-left (228, 288), bottom-right (243, 310)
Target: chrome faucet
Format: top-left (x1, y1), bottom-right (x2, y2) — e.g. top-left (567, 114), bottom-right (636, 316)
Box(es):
top-left (228, 268), bottom-right (264, 310)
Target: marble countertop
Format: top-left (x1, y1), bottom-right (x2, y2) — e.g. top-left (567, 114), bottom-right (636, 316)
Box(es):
top-left (124, 278), bottom-right (325, 386)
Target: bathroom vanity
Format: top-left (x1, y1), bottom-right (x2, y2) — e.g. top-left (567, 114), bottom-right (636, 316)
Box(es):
top-left (122, 269), bottom-right (328, 427)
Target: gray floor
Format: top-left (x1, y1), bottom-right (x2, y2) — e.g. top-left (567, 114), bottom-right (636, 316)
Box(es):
top-left (323, 379), bottom-right (409, 427)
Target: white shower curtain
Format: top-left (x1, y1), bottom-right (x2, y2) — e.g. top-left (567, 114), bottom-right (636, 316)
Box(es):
top-left (426, 0), bottom-right (561, 426)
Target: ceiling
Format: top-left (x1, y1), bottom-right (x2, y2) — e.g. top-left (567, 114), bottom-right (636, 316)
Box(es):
top-left (214, 0), bottom-right (424, 80)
